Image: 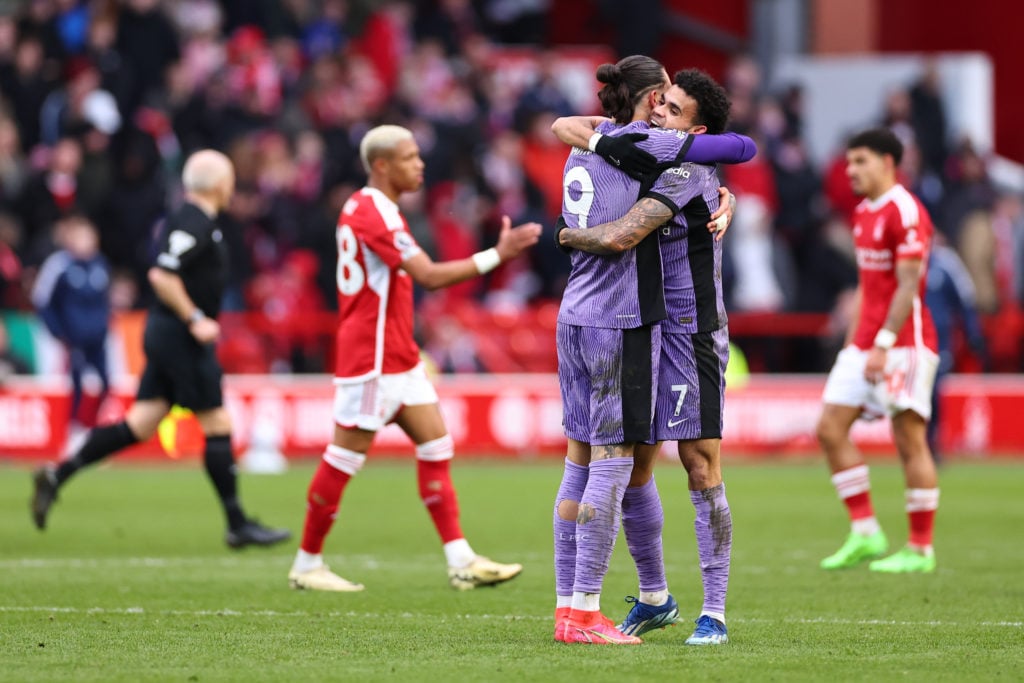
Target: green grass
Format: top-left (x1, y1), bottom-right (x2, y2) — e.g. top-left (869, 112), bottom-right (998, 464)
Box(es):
top-left (2, 458), bottom-right (1022, 682)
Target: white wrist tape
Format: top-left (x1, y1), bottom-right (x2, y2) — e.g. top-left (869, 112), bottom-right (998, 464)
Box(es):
top-left (472, 247), bottom-right (501, 274)
top-left (587, 132), bottom-right (604, 152)
top-left (873, 328), bottom-right (897, 350)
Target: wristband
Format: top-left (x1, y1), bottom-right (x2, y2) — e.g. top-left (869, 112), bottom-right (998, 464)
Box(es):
top-left (873, 328), bottom-right (897, 350)
top-left (587, 132), bottom-right (604, 152)
top-left (472, 247), bottom-right (501, 274)
top-left (187, 309), bottom-right (206, 325)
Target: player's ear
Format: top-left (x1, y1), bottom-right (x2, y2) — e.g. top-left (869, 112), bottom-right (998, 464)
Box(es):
top-left (688, 124), bottom-right (708, 135)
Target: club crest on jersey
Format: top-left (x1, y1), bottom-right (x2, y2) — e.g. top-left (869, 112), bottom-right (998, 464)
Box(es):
top-left (873, 217), bottom-right (885, 241)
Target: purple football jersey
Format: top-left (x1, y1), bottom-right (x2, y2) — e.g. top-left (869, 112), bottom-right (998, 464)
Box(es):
top-left (654, 162), bottom-right (728, 334)
top-left (558, 121), bottom-right (693, 329)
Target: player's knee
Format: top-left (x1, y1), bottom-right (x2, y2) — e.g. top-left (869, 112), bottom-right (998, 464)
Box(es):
top-left (415, 434), bottom-right (453, 462)
top-left (324, 444), bottom-right (366, 476)
top-left (557, 499), bottom-right (579, 521)
top-left (816, 415), bottom-right (843, 448)
top-left (892, 421), bottom-right (929, 461)
top-left (196, 407), bottom-right (232, 436)
top-left (125, 406), bottom-right (163, 441)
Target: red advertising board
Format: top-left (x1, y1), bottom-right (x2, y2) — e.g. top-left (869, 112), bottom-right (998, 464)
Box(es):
top-left (1, 374), bottom-right (1022, 460)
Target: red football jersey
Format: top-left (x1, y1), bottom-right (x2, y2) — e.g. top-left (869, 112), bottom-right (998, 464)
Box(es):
top-left (333, 187), bottom-right (423, 381)
top-left (850, 184), bottom-right (938, 352)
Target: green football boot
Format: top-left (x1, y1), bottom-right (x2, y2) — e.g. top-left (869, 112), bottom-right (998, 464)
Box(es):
top-left (820, 530), bottom-right (888, 570)
top-left (869, 547), bottom-right (936, 574)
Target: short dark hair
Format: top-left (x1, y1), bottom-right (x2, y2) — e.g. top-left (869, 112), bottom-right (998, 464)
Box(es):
top-left (671, 69), bottom-right (731, 134)
top-left (847, 127), bottom-right (904, 165)
top-left (596, 55), bottom-right (665, 125)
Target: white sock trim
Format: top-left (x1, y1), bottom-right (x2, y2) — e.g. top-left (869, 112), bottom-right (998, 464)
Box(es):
top-left (905, 488), bottom-right (940, 512)
top-left (572, 592), bottom-right (601, 612)
top-left (639, 589), bottom-right (668, 606)
top-left (323, 444), bottom-right (366, 476)
top-left (443, 538), bottom-right (475, 568)
top-left (701, 610), bottom-right (725, 624)
top-left (556, 595), bottom-right (572, 609)
top-left (831, 464), bottom-right (871, 498)
top-left (292, 549), bottom-right (323, 574)
top-left (416, 434), bottom-right (454, 462)
top-left (851, 517), bottom-right (881, 536)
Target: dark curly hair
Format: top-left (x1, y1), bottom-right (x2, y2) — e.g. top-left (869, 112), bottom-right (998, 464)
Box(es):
top-left (847, 127), bottom-right (904, 165)
top-left (596, 55), bottom-right (666, 124)
top-left (672, 69), bottom-right (731, 134)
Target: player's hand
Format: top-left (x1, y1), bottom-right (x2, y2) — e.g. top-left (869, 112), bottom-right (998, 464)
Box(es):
top-left (189, 316), bottom-right (220, 344)
top-left (494, 215), bottom-right (542, 261)
top-left (554, 215), bottom-right (572, 253)
top-left (707, 186), bottom-right (737, 242)
top-left (594, 133), bottom-right (657, 180)
top-left (864, 346), bottom-right (887, 383)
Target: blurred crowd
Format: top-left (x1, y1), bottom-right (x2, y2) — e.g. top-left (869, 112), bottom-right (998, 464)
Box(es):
top-left (0, 0), bottom-right (1020, 376)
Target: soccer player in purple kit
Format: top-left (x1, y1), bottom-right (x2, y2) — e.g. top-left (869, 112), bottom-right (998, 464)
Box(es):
top-left (556, 69), bottom-right (747, 646)
top-left (552, 57), bottom-right (754, 645)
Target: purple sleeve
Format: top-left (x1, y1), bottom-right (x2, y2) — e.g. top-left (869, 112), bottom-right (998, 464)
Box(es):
top-left (681, 133), bottom-right (757, 164)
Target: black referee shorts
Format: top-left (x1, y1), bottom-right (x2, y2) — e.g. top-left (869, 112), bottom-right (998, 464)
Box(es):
top-left (136, 310), bottom-right (224, 412)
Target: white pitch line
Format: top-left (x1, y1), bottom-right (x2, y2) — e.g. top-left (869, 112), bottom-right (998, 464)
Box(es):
top-left (0, 556), bottom-right (754, 574)
top-left (0, 606), bottom-right (1020, 628)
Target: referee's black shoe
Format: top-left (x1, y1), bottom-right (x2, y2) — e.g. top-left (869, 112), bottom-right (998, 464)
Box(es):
top-left (31, 465), bottom-right (59, 530)
top-left (225, 519), bottom-right (292, 549)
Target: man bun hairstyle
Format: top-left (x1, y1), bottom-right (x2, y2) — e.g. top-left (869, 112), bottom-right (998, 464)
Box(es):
top-left (847, 127), bottom-right (904, 165)
top-left (672, 69), bottom-right (731, 135)
top-left (596, 55), bottom-right (665, 125)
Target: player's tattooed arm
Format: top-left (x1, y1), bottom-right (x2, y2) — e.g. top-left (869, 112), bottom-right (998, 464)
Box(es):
top-left (551, 115), bottom-right (611, 149)
top-left (558, 198), bottom-right (673, 255)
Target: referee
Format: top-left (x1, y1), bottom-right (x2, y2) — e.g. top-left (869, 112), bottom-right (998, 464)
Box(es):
top-left (31, 150), bottom-right (291, 549)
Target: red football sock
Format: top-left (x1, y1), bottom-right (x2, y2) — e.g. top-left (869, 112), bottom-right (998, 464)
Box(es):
top-left (843, 491), bottom-right (875, 521)
top-left (417, 459), bottom-right (463, 543)
top-left (908, 509), bottom-right (936, 547)
top-left (300, 460), bottom-right (351, 554)
top-left (831, 465), bottom-right (875, 521)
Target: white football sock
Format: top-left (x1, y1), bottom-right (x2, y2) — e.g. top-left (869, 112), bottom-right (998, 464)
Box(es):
top-left (292, 549), bottom-right (323, 574)
top-left (572, 592), bottom-right (601, 612)
top-left (640, 589), bottom-right (669, 606)
top-left (443, 538), bottom-right (475, 568)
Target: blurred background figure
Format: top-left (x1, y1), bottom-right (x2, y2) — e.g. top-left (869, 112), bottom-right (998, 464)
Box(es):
top-left (0, 315), bottom-right (30, 383)
top-left (925, 233), bottom-right (987, 460)
top-left (31, 213), bottom-right (110, 448)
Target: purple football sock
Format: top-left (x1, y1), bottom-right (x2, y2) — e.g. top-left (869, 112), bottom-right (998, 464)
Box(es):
top-left (553, 458), bottom-right (588, 597)
top-left (622, 477), bottom-right (667, 593)
top-left (573, 457), bottom-right (633, 595)
top-left (691, 483), bottom-right (732, 617)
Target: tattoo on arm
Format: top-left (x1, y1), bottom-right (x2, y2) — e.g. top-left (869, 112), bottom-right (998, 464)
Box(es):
top-left (882, 258), bottom-right (923, 332)
top-left (560, 198), bottom-right (673, 255)
top-left (589, 443), bottom-right (635, 461)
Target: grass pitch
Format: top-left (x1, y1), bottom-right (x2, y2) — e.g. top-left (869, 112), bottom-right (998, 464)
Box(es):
top-left (2, 457), bottom-right (1022, 682)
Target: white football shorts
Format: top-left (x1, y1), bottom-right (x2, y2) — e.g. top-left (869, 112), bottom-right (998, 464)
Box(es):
top-left (823, 345), bottom-right (939, 420)
top-left (333, 362), bottom-right (438, 431)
